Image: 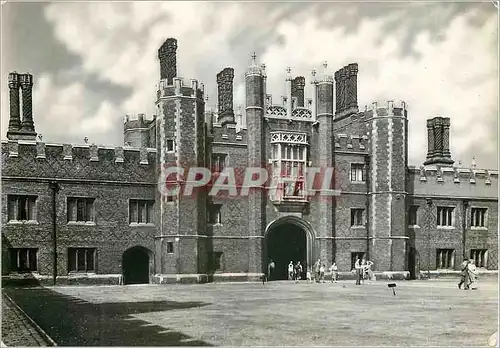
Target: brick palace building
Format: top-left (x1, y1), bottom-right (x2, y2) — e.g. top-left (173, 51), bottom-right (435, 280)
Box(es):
top-left (1, 38), bottom-right (497, 285)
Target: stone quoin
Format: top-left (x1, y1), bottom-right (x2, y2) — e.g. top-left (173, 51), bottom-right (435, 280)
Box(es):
top-left (1, 38), bottom-right (497, 285)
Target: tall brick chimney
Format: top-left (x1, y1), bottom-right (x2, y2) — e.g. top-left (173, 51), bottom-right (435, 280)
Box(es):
top-left (424, 117), bottom-right (454, 166)
top-left (7, 72), bottom-right (36, 141)
top-left (7, 72), bottom-right (21, 133)
top-left (334, 63), bottom-right (358, 118)
top-left (216, 67), bottom-right (236, 126)
top-left (158, 38), bottom-right (177, 84)
top-left (20, 73), bottom-right (35, 133)
top-left (291, 76), bottom-right (306, 107)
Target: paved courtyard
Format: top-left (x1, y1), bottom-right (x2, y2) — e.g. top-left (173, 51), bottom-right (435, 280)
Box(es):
top-left (3, 278), bottom-right (498, 346)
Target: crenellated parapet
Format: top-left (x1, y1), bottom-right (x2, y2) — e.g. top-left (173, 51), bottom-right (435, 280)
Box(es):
top-left (334, 134), bottom-right (369, 152)
top-left (410, 165), bottom-right (498, 198)
top-left (362, 100), bottom-right (408, 118)
top-left (123, 113), bottom-right (156, 148)
top-left (156, 78), bottom-right (205, 101)
top-left (124, 113), bottom-right (154, 130)
top-left (1, 140), bottom-right (157, 183)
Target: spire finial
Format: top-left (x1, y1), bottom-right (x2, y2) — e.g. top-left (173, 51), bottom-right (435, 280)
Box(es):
top-left (286, 66), bottom-right (291, 74)
top-left (251, 52), bottom-right (257, 64)
top-left (323, 61), bottom-right (328, 70)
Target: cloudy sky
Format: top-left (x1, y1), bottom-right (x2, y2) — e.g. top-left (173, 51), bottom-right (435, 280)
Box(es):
top-left (1, 1), bottom-right (498, 168)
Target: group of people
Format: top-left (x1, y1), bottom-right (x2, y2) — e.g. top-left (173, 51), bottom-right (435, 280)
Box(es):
top-left (267, 259), bottom-right (340, 283)
top-left (287, 261), bottom-right (304, 281)
top-left (458, 258), bottom-right (479, 290)
top-left (306, 259), bottom-right (339, 283)
top-left (353, 256), bottom-right (375, 285)
top-left (267, 256), bottom-right (481, 288)
top-left (267, 257), bottom-right (377, 284)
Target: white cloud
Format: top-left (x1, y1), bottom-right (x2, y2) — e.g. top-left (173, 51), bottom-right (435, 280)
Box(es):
top-left (30, 74), bottom-right (120, 144)
top-left (3, 2), bottom-right (496, 168)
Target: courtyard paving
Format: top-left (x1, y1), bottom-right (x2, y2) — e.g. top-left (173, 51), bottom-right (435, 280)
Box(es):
top-left (3, 278), bottom-right (498, 346)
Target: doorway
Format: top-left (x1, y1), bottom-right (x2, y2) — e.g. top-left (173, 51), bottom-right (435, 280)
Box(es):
top-left (122, 246), bottom-right (151, 284)
top-left (266, 223), bottom-right (307, 280)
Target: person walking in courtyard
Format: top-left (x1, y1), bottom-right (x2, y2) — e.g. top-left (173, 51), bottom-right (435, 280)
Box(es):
top-left (329, 262), bottom-right (338, 283)
top-left (294, 261), bottom-right (303, 282)
top-left (467, 259), bottom-right (479, 290)
top-left (458, 259), bottom-right (470, 290)
top-left (360, 259), bottom-right (367, 284)
top-left (314, 259), bottom-right (321, 283)
top-left (319, 263), bottom-right (326, 283)
top-left (364, 259), bottom-right (374, 282)
top-left (267, 259), bottom-right (275, 282)
top-left (288, 261), bottom-right (294, 280)
top-left (354, 256), bottom-right (362, 285)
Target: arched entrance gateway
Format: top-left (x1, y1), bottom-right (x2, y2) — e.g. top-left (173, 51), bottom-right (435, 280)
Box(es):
top-left (264, 216), bottom-right (315, 281)
top-left (122, 246), bottom-right (153, 285)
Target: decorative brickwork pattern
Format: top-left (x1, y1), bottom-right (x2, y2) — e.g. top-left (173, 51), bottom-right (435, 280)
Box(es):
top-left (8, 73), bottom-right (21, 131)
top-left (216, 68), bottom-right (235, 126)
top-left (291, 76), bottom-right (305, 107)
top-left (20, 74), bottom-right (35, 133)
top-left (158, 38), bottom-right (177, 84)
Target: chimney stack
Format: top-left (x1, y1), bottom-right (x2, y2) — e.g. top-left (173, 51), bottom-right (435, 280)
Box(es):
top-left (424, 117), bottom-right (454, 166)
top-left (158, 38), bottom-right (178, 84)
top-left (334, 63), bottom-right (359, 118)
top-left (8, 72), bottom-right (21, 133)
top-left (216, 67), bottom-right (236, 126)
top-left (291, 76), bottom-right (306, 107)
top-left (7, 72), bottom-right (36, 141)
top-left (20, 73), bottom-right (35, 133)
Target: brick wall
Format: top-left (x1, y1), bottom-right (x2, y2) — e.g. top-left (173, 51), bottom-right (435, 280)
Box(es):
top-left (2, 179), bottom-right (156, 276)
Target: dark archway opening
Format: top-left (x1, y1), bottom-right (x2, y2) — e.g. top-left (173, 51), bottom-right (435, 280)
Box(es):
top-left (122, 247), bottom-right (150, 285)
top-left (266, 223), bottom-right (307, 281)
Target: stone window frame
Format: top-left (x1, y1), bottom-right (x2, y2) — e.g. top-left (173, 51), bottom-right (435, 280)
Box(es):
top-left (212, 153), bottom-right (229, 176)
top-left (166, 242), bottom-right (174, 254)
top-left (9, 248), bottom-right (38, 274)
top-left (166, 138), bottom-right (175, 153)
top-left (436, 248), bottom-right (455, 269)
top-left (408, 205), bottom-right (419, 226)
top-left (470, 206), bottom-right (488, 229)
top-left (269, 131), bottom-right (308, 201)
top-left (67, 197), bottom-right (96, 225)
top-left (128, 199), bottom-right (155, 226)
top-left (350, 163), bottom-right (366, 183)
top-left (470, 249), bottom-right (488, 268)
top-left (6, 195), bottom-right (38, 224)
top-left (350, 208), bottom-right (365, 227)
top-left (436, 206), bottom-right (455, 228)
top-left (208, 204), bottom-right (222, 225)
top-left (67, 247), bottom-right (97, 274)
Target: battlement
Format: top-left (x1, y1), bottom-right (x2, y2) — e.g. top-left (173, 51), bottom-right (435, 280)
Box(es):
top-left (1, 140), bottom-right (157, 183)
top-left (363, 101), bottom-right (407, 118)
top-left (211, 123), bottom-right (248, 144)
top-left (334, 134), bottom-right (369, 152)
top-left (156, 77), bottom-right (205, 100)
top-left (409, 165), bottom-right (498, 198)
top-left (124, 113), bottom-right (155, 130)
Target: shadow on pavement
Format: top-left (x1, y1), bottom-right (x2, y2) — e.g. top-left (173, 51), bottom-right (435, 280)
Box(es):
top-left (3, 287), bottom-right (213, 346)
